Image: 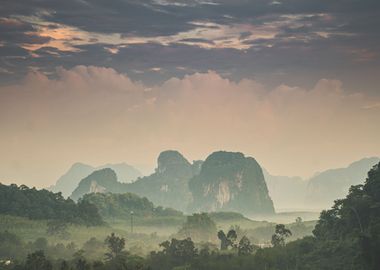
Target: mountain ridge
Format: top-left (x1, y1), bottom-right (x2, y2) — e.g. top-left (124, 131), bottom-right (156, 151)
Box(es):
top-left (50, 162), bottom-right (142, 197)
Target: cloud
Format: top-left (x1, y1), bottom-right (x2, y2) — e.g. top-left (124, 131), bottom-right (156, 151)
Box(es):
top-left (0, 66), bottom-right (379, 186)
top-left (1, 0), bottom-right (380, 93)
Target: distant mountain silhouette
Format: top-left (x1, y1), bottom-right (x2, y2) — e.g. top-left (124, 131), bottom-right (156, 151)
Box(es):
top-left (264, 170), bottom-right (307, 211)
top-left (306, 157), bottom-right (380, 209)
top-left (50, 162), bottom-right (142, 197)
top-left (70, 168), bottom-right (125, 201)
top-left (264, 157), bottom-right (380, 211)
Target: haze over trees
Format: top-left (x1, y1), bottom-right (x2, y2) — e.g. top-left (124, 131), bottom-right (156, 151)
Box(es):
top-left (177, 213), bottom-right (217, 243)
top-left (1, 162), bottom-right (380, 269)
top-left (81, 192), bottom-right (183, 219)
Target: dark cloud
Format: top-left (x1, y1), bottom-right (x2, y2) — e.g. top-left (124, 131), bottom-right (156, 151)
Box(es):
top-left (0, 18), bottom-right (51, 45)
top-left (178, 38), bottom-right (215, 45)
top-left (0, 0), bottom-right (379, 95)
top-left (0, 0), bottom-right (378, 36)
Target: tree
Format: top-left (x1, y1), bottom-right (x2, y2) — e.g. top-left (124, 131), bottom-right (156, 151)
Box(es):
top-left (227, 229), bottom-right (238, 247)
top-left (0, 183), bottom-right (103, 226)
top-left (295, 217), bottom-right (302, 224)
top-left (218, 229), bottom-right (238, 250)
top-left (312, 162), bottom-right (380, 269)
top-left (105, 233), bottom-right (126, 260)
top-left (159, 238), bottom-right (196, 263)
top-left (238, 236), bottom-right (255, 255)
top-left (24, 251), bottom-right (52, 270)
top-left (271, 224), bottom-right (292, 247)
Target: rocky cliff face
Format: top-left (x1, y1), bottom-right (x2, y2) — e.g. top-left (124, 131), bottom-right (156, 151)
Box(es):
top-left (70, 168), bottom-right (124, 201)
top-left (188, 151), bottom-right (275, 216)
top-left (127, 150), bottom-right (195, 212)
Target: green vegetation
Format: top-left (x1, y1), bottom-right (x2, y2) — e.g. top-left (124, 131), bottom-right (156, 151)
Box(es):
top-left (0, 183), bottom-right (103, 226)
top-left (82, 192), bottom-right (183, 219)
top-left (2, 162), bottom-right (379, 270)
top-left (217, 229), bottom-right (237, 250)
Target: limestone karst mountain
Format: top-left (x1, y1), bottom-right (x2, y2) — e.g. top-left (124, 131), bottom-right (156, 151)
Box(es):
top-left (127, 150), bottom-right (197, 212)
top-left (69, 151), bottom-right (199, 212)
top-left (70, 168), bottom-right (125, 201)
top-left (50, 162), bottom-right (142, 197)
top-left (188, 151), bottom-right (275, 216)
top-left (66, 152), bottom-right (379, 215)
top-left (69, 151), bottom-right (276, 215)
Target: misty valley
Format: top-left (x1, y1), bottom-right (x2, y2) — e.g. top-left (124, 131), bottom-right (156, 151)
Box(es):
top-left (1, 0), bottom-right (380, 269)
top-left (0, 150), bottom-right (379, 270)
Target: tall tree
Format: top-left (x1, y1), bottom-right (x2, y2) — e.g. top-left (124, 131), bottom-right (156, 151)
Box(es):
top-left (271, 224), bottom-right (292, 247)
top-left (24, 251), bottom-right (52, 270)
top-left (238, 236), bottom-right (255, 255)
top-left (218, 229), bottom-right (238, 250)
top-left (105, 233), bottom-right (126, 261)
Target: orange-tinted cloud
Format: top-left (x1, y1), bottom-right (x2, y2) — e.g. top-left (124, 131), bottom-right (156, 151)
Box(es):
top-left (0, 66), bottom-right (379, 187)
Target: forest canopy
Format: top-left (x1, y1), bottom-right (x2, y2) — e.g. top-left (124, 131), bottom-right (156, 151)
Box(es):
top-left (0, 183), bottom-right (103, 226)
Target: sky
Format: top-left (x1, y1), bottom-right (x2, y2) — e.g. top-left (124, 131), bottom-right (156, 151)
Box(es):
top-left (0, 0), bottom-right (379, 187)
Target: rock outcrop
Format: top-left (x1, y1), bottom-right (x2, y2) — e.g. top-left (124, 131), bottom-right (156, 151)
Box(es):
top-left (70, 168), bottom-right (124, 201)
top-left (188, 151), bottom-right (275, 216)
top-left (127, 150), bottom-right (196, 212)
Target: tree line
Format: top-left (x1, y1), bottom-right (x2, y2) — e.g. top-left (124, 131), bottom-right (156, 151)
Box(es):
top-left (1, 162), bottom-right (379, 270)
top-left (0, 184), bottom-right (103, 226)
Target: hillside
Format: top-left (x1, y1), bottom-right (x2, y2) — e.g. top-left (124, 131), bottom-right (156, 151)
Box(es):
top-left (0, 183), bottom-right (103, 226)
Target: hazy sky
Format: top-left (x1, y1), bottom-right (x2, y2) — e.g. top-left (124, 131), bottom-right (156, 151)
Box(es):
top-left (0, 0), bottom-right (379, 187)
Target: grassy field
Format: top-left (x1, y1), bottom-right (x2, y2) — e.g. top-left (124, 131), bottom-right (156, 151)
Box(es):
top-left (0, 211), bottom-right (317, 254)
